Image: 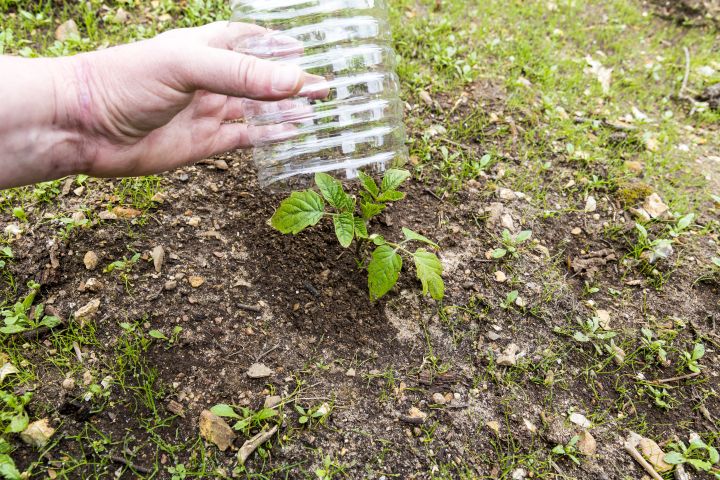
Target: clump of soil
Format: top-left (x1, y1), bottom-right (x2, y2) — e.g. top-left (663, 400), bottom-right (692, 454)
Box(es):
top-left (650, 0), bottom-right (720, 26)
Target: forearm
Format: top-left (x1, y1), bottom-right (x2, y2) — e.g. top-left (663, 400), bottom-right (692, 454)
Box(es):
top-left (0, 55), bottom-right (86, 189)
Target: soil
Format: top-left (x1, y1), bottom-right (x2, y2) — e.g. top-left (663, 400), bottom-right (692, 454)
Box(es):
top-left (2, 78), bottom-right (720, 479)
top-left (649, 0), bottom-right (720, 26)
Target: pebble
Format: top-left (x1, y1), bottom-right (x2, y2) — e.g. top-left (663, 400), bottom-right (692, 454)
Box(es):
top-left (494, 271), bottom-right (507, 283)
top-left (577, 430), bottom-right (597, 455)
top-left (164, 280), bottom-right (178, 291)
top-left (187, 216), bottom-right (201, 227)
top-left (487, 331), bottom-right (501, 341)
top-left (496, 188), bottom-right (517, 201)
top-left (571, 227), bottom-right (582, 235)
top-left (74, 299), bottom-right (100, 324)
top-left (595, 309), bottom-right (611, 329)
top-left (497, 343), bottom-right (519, 366)
top-left (264, 395), bottom-right (282, 409)
top-left (55, 20), bottom-right (79, 41)
top-left (188, 276), bottom-right (205, 288)
top-left (179, 173), bottom-right (189, 182)
top-left (419, 90), bottom-right (433, 106)
top-left (151, 246), bottom-right (165, 273)
top-left (247, 363), bottom-right (273, 379)
top-left (485, 202), bottom-right (505, 226)
top-left (61, 377), bottom-right (75, 390)
top-left (431, 392), bottom-right (446, 405)
top-left (112, 206), bottom-right (141, 219)
top-left (643, 193), bottom-right (669, 218)
top-left (83, 251), bottom-right (99, 270)
top-left (98, 211), bottom-right (118, 221)
top-left (584, 195), bottom-right (597, 212)
top-left (214, 160), bottom-right (229, 170)
top-left (511, 468), bottom-right (527, 480)
top-left (345, 368), bottom-right (356, 377)
top-left (19, 419), bottom-right (55, 448)
top-left (569, 412), bottom-right (592, 428)
top-left (84, 277), bottom-right (102, 292)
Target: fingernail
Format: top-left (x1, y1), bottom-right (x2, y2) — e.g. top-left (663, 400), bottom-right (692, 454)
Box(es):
top-left (271, 64), bottom-right (302, 94)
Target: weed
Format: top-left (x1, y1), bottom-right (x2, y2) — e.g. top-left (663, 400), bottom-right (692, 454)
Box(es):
top-left (271, 170), bottom-right (444, 301)
top-left (679, 343), bottom-right (705, 374)
top-left (639, 328), bottom-right (670, 367)
top-left (315, 453), bottom-right (349, 479)
top-left (148, 326), bottom-right (183, 348)
top-left (104, 252), bottom-right (141, 291)
top-left (0, 281), bottom-right (59, 335)
top-left (210, 404), bottom-right (280, 436)
top-left (551, 435), bottom-right (582, 465)
top-left (555, 316), bottom-right (617, 355)
top-left (665, 434), bottom-right (720, 477)
top-left (491, 229), bottom-right (532, 259)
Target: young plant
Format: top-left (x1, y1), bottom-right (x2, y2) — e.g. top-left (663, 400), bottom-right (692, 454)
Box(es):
top-left (295, 402), bottom-right (332, 426)
top-left (665, 434), bottom-right (720, 476)
top-left (149, 326), bottom-right (183, 348)
top-left (210, 404), bottom-right (279, 436)
top-left (640, 328), bottom-right (670, 366)
top-left (679, 343), bottom-right (705, 374)
top-left (500, 290), bottom-right (519, 310)
top-left (556, 316), bottom-right (617, 355)
top-left (0, 281), bottom-right (59, 335)
top-left (551, 435), bottom-right (582, 465)
top-left (104, 252), bottom-right (141, 291)
top-left (636, 384), bottom-right (674, 410)
top-left (270, 170), bottom-right (444, 301)
top-left (491, 229), bottom-right (532, 259)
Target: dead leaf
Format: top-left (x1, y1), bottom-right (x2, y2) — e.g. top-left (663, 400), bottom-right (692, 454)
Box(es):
top-left (112, 206), bottom-right (142, 219)
top-left (20, 419), bottom-right (55, 448)
top-left (0, 362), bottom-right (19, 383)
top-left (639, 437), bottom-right (672, 472)
top-left (199, 410), bottom-right (236, 452)
top-left (585, 56), bottom-right (613, 94)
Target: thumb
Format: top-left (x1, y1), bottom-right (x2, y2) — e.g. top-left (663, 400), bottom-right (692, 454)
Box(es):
top-left (177, 47), bottom-right (304, 100)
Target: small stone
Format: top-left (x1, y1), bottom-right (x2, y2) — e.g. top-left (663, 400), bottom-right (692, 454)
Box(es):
top-left (98, 211), bottom-right (118, 221)
top-left (419, 90), bottom-right (433, 106)
top-left (485, 202), bottom-right (505, 226)
top-left (514, 296), bottom-right (527, 308)
top-left (61, 377), bottom-right (75, 390)
top-left (569, 412), bottom-right (592, 428)
top-left (345, 368), bottom-right (356, 377)
top-left (55, 20), bottom-right (79, 41)
top-left (577, 430), bottom-right (597, 455)
top-left (179, 173), bottom-right (190, 182)
top-left (624, 160), bottom-right (644, 173)
top-left (486, 420), bottom-right (500, 435)
top-left (523, 418), bottom-right (537, 434)
top-left (167, 400), bottom-right (185, 417)
top-left (188, 276), bottom-right (205, 288)
top-left (487, 331), bottom-right (501, 341)
top-left (187, 216), bottom-right (201, 227)
top-left (71, 211), bottom-right (86, 223)
top-left (595, 309), bottom-right (611, 329)
top-left (83, 251), bottom-right (99, 270)
top-left (497, 343), bottom-right (519, 366)
top-left (431, 392), bottom-right (447, 405)
top-left (247, 363), bottom-right (273, 379)
top-left (494, 271), bottom-right (507, 283)
top-left (84, 277), bottom-right (102, 292)
top-left (584, 195), bottom-right (597, 212)
top-left (112, 206), bottom-right (142, 219)
top-left (74, 299), bottom-right (100, 325)
top-left (199, 410), bottom-right (236, 452)
top-left (20, 419), bottom-right (55, 448)
top-left (164, 280), bottom-right (178, 291)
top-left (497, 188), bottom-right (517, 201)
top-left (571, 227), bottom-right (582, 235)
top-left (82, 370), bottom-right (93, 385)
top-left (73, 186), bottom-right (85, 197)
top-left (500, 213), bottom-right (515, 231)
top-left (114, 8), bottom-right (129, 23)
top-left (264, 395), bottom-right (282, 409)
top-left (151, 192), bottom-right (167, 203)
top-left (643, 193), bottom-right (669, 219)
top-left (511, 468), bottom-right (527, 480)
top-left (4, 224), bottom-right (22, 236)
top-left (213, 160), bottom-right (229, 170)
top-left (407, 407), bottom-right (427, 421)
top-left (151, 246), bottom-right (165, 273)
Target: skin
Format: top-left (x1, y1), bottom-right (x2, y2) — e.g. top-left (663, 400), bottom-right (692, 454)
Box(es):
top-left (0, 21), bottom-right (314, 189)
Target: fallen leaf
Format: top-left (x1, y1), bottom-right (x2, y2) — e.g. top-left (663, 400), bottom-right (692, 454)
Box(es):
top-left (0, 362), bottom-right (19, 383)
top-left (112, 206), bottom-right (142, 219)
top-left (199, 410), bottom-right (236, 452)
top-left (20, 419), bottom-right (55, 448)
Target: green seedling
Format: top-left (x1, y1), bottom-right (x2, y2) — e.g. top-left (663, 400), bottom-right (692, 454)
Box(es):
top-left (636, 384), bottom-right (674, 410)
top-left (556, 316), bottom-right (617, 355)
top-left (640, 328), bottom-right (670, 366)
top-left (0, 392), bottom-right (32, 480)
top-left (55, 215), bottom-right (89, 240)
top-left (0, 281), bottom-right (59, 335)
top-left (149, 326), bottom-right (183, 348)
top-left (0, 438), bottom-right (23, 480)
top-left (270, 170), bottom-right (444, 301)
top-left (104, 252), bottom-right (141, 291)
top-left (680, 343), bottom-right (705, 374)
top-left (695, 257), bottom-right (720, 284)
top-left (665, 434), bottom-right (720, 477)
top-left (500, 290), bottom-right (519, 309)
top-left (551, 435), bottom-right (581, 465)
top-left (315, 454), bottom-right (348, 480)
top-left (491, 229), bottom-right (532, 259)
top-left (0, 247), bottom-right (12, 270)
top-left (167, 464), bottom-right (188, 480)
top-left (10, 207), bottom-right (26, 223)
top-left (210, 404), bottom-right (279, 436)
top-left (295, 402), bottom-right (332, 426)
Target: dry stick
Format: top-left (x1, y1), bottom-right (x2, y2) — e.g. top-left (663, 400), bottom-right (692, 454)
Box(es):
top-left (624, 432), bottom-right (664, 480)
top-left (237, 303), bottom-right (262, 313)
top-left (678, 46), bottom-right (701, 115)
top-left (650, 371), bottom-right (702, 385)
top-left (255, 344), bottom-right (280, 363)
top-left (238, 425), bottom-right (278, 465)
top-left (108, 454), bottom-right (151, 475)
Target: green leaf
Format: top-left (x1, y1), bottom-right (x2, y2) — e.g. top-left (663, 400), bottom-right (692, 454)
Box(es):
top-left (692, 343), bottom-right (705, 360)
top-left (299, 416), bottom-right (309, 424)
top-left (635, 223), bottom-right (648, 239)
top-left (357, 171), bottom-right (380, 199)
top-left (573, 332), bottom-right (590, 342)
top-left (148, 330), bottom-right (167, 340)
top-left (270, 191), bottom-right (325, 234)
top-left (515, 230), bottom-right (532, 243)
top-left (0, 454), bottom-right (22, 480)
top-left (381, 169), bottom-right (411, 192)
top-left (491, 249), bottom-right (507, 259)
top-left (333, 213), bottom-right (354, 248)
top-left (402, 228), bottom-right (439, 249)
top-left (413, 249), bottom-right (444, 300)
top-left (254, 408), bottom-right (278, 422)
top-left (376, 190), bottom-right (405, 202)
top-left (367, 245), bottom-right (402, 301)
top-left (0, 247), bottom-right (12, 258)
top-left (677, 213), bottom-right (695, 230)
top-left (687, 458), bottom-right (711, 471)
top-left (713, 257), bottom-right (720, 268)
top-left (708, 446), bottom-right (719, 464)
top-left (354, 218), bottom-right (368, 239)
top-left (551, 445), bottom-right (565, 455)
top-left (39, 315), bottom-right (60, 329)
top-left (664, 452), bottom-right (686, 465)
top-left (210, 404), bottom-right (241, 419)
top-left (8, 411), bottom-right (28, 433)
top-left (360, 201), bottom-right (384, 220)
top-left (370, 234), bottom-right (386, 246)
top-left (315, 173), bottom-right (352, 212)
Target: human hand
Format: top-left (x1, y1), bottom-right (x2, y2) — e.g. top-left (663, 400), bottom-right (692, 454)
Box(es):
top-left (59, 21), bottom-right (312, 178)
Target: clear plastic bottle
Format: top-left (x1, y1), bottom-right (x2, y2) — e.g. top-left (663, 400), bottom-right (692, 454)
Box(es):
top-left (230, 0), bottom-right (408, 187)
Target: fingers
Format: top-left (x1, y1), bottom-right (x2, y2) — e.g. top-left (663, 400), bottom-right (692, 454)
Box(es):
top-left (178, 47), bottom-right (305, 100)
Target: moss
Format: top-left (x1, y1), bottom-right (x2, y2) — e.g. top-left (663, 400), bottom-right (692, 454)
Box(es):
top-left (616, 182), bottom-right (654, 206)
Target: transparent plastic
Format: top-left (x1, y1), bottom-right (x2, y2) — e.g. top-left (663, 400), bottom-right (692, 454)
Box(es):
top-left (230, 0), bottom-right (408, 186)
